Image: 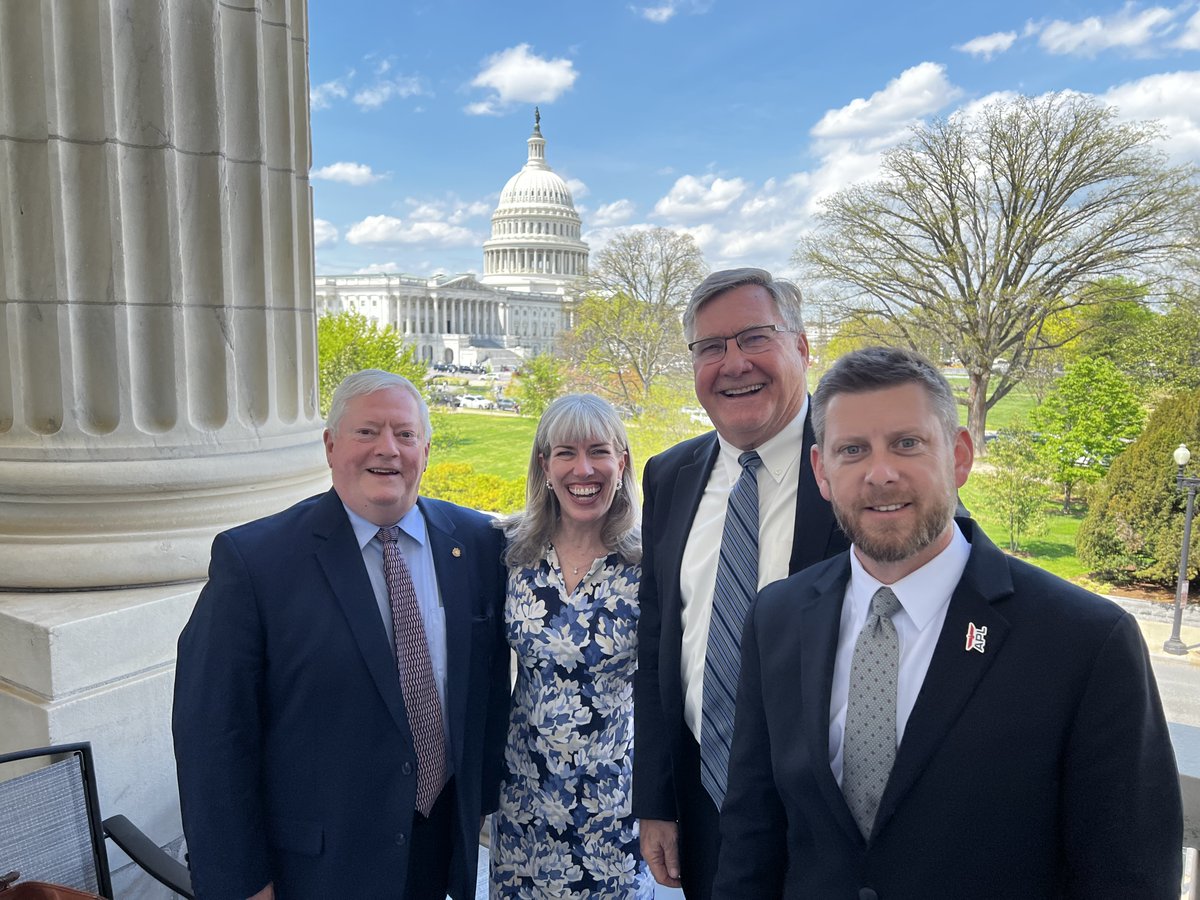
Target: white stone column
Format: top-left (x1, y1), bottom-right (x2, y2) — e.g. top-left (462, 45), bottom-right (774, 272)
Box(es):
top-left (0, 0), bottom-right (326, 892)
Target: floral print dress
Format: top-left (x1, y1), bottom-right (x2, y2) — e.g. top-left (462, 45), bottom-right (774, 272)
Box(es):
top-left (489, 549), bottom-right (655, 899)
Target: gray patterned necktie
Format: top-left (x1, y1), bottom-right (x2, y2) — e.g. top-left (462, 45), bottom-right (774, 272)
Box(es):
top-left (701, 450), bottom-right (763, 808)
top-left (841, 585), bottom-right (903, 838)
top-left (378, 527), bottom-right (446, 816)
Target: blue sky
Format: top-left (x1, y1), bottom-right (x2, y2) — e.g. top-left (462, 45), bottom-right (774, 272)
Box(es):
top-left (307, 0), bottom-right (1200, 278)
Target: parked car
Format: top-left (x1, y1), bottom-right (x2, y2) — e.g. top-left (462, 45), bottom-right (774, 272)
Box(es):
top-left (459, 394), bottom-right (495, 410)
top-left (496, 398), bottom-right (519, 412)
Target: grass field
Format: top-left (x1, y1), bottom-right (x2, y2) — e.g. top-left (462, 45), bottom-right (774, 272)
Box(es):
top-left (434, 409), bottom-right (538, 480)
top-left (945, 376), bottom-right (1040, 431)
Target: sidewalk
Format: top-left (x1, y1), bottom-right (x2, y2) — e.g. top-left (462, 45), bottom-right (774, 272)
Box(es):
top-left (1110, 595), bottom-right (1200, 664)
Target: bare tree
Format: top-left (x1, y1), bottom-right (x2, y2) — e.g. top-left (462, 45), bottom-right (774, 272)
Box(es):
top-left (587, 226), bottom-right (708, 311)
top-left (797, 93), bottom-right (1199, 447)
top-left (565, 227), bottom-right (707, 409)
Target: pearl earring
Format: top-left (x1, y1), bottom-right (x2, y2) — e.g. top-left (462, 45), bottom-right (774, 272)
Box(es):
top-left (615, 481), bottom-right (622, 491)
top-left (545, 479), bottom-right (553, 490)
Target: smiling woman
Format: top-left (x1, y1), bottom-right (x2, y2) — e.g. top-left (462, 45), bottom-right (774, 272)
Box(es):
top-left (488, 394), bottom-right (655, 898)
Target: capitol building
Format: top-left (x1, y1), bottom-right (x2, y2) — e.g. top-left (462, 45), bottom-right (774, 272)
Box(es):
top-left (314, 111), bottom-right (588, 367)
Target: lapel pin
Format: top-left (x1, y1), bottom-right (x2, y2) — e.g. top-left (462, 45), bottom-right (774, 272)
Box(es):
top-left (452, 546), bottom-right (462, 558)
top-left (964, 622), bottom-right (987, 653)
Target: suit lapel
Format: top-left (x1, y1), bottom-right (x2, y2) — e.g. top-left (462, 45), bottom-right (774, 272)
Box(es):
top-left (872, 520), bottom-right (1013, 836)
top-left (799, 559), bottom-right (863, 842)
top-left (790, 408), bottom-right (842, 574)
top-left (313, 491), bottom-right (413, 743)
top-left (419, 498), bottom-right (469, 768)
top-left (662, 434), bottom-right (718, 575)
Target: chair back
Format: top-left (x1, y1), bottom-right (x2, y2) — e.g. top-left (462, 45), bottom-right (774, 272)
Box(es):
top-left (0, 744), bottom-right (112, 898)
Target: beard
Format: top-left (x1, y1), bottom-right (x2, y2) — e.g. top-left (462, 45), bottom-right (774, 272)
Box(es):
top-left (830, 482), bottom-right (957, 565)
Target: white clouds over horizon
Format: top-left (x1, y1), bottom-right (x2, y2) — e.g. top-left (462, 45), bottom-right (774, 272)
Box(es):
top-left (312, 162), bottom-right (386, 185)
top-left (466, 45), bottom-right (578, 116)
top-left (354, 75), bottom-right (426, 110)
top-left (1039, 3), bottom-right (1176, 56)
top-left (811, 62), bottom-right (962, 143)
top-left (1102, 69), bottom-right (1200, 159)
top-left (592, 199), bottom-right (637, 226)
top-left (346, 214), bottom-right (478, 247)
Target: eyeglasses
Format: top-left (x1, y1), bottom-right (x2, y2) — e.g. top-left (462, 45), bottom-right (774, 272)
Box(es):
top-left (687, 324), bottom-right (797, 364)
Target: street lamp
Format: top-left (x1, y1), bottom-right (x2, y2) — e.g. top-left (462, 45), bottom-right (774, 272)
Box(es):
top-left (1165, 443), bottom-right (1198, 655)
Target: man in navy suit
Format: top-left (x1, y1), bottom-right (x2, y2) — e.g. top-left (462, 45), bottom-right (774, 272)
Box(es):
top-left (173, 370), bottom-right (508, 900)
top-left (633, 269), bottom-right (848, 899)
top-left (714, 346), bottom-right (1182, 898)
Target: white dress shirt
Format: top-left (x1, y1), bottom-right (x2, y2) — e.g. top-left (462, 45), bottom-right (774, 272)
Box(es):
top-left (828, 521), bottom-right (970, 785)
top-left (680, 400), bottom-right (808, 741)
top-left (344, 502), bottom-right (450, 746)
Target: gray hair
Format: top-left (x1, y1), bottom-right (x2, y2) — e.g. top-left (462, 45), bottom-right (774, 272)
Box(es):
top-left (326, 369), bottom-right (432, 441)
top-left (499, 394), bottom-right (641, 568)
top-left (811, 346), bottom-right (960, 448)
top-left (682, 267), bottom-right (806, 341)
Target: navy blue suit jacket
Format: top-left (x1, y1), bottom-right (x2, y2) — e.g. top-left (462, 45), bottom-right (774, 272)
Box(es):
top-left (714, 519), bottom-right (1182, 899)
top-left (173, 489), bottom-right (508, 899)
top-left (632, 413), bottom-right (848, 822)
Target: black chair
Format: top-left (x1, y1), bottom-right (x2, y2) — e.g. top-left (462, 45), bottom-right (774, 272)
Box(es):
top-left (0, 743), bottom-right (192, 898)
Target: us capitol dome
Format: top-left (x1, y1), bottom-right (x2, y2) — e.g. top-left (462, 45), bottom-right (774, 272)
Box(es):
top-left (480, 108), bottom-right (589, 294)
top-left (314, 110), bottom-right (587, 366)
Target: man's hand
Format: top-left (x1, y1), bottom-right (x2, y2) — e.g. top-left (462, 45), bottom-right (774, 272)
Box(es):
top-left (248, 883), bottom-right (274, 900)
top-left (639, 818), bottom-right (682, 888)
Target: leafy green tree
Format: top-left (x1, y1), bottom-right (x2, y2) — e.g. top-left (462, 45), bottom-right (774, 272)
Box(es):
top-left (1139, 291), bottom-right (1200, 393)
top-left (627, 380), bottom-right (706, 466)
top-left (798, 93), bottom-right (1199, 449)
top-left (317, 311), bottom-right (427, 416)
top-left (974, 427), bottom-right (1050, 552)
top-left (510, 354), bottom-right (566, 419)
top-left (1077, 389), bottom-right (1200, 588)
top-left (1030, 357), bottom-right (1144, 511)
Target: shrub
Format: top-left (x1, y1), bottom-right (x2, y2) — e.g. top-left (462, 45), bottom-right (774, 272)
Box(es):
top-left (421, 462), bottom-right (525, 515)
top-left (1077, 389), bottom-right (1200, 587)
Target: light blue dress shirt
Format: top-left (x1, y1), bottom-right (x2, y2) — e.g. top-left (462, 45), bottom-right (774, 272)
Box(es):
top-left (343, 503), bottom-right (451, 749)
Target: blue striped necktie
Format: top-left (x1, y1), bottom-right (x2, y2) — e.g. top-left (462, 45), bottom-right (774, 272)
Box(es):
top-left (701, 449), bottom-right (763, 808)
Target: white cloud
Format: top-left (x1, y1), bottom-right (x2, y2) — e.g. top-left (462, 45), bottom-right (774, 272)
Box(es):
top-left (811, 62), bottom-right (961, 143)
top-left (592, 199), bottom-right (637, 226)
top-left (354, 76), bottom-right (425, 111)
top-left (654, 174), bottom-right (749, 221)
top-left (311, 162), bottom-right (385, 186)
top-left (638, 3), bottom-right (676, 22)
top-left (313, 219), bottom-right (338, 248)
top-left (466, 44), bottom-right (577, 115)
top-left (346, 214), bottom-right (477, 247)
top-left (311, 75), bottom-right (351, 110)
top-left (1176, 9), bottom-right (1200, 49)
top-left (630, 0), bottom-right (711, 23)
top-left (355, 262), bottom-right (402, 274)
top-left (566, 178), bottom-right (589, 199)
top-left (1038, 4), bottom-right (1176, 56)
top-left (448, 201), bottom-right (492, 224)
top-left (955, 31), bottom-right (1018, 60)
top-left (1103, 70), bottom-right (1200, 161)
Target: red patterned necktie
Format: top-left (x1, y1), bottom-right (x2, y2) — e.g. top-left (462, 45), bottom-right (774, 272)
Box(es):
top-left (377, 527), bottom-right (446, 816)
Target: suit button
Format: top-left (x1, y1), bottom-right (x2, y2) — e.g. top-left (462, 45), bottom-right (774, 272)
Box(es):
top-left (859, 889), bottom-right (878, 900)
top-left (396, 831), bottom-right (406, 846)
top-left (401, 761), bottom-right (413, 775)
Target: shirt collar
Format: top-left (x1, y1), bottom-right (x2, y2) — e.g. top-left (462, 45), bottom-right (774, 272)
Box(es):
top-left (715, 395), bottom-right (809, 485)
top-left (342, 501), bottom-right (428, 551)
top-left (847, 520), bottom-right (970, 632)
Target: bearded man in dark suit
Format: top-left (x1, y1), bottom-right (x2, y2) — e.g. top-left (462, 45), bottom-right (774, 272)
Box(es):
top-left (714, 346), bottom-right (1181, 898)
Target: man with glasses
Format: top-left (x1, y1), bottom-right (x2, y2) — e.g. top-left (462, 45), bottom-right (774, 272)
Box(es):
top-left (633, 268), bottom-right (849, 899)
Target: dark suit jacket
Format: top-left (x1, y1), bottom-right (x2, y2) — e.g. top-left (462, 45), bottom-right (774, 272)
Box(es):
top-left (714, 518), bottom-right (1182, 899)
top-left (632, 413), bottom-right (849, 822)
top-left (173, 489), bottom-right (508, 900)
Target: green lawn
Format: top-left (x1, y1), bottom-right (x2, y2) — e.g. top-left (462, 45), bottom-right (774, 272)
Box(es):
top-left (958, 481), bottom-right (1090, 582)
top-left (433, 409), bottom-right (538, 480)
top-left (946, 376), bottom-right (1040, 431)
